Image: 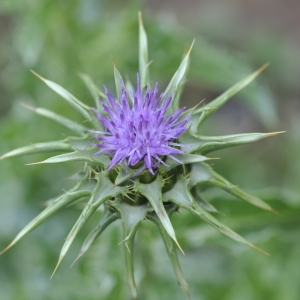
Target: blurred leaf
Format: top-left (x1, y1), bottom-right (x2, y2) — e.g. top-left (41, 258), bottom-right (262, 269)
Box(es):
top-left (52, 173), bottom-right (126, 276)
top-left (114, 202), bottom-right (150, 300)
top-left (164, 177), bottom-right (267, 254)
top-left (78, 72), bottom-right (106, 110)
top-left (138, 12), bottom-right (150, 90)
top-left (31, 71), bottom-right (92, 122)
top-left (164, 41), bottom-right (194, 113)
top-left (149, 215), bottom-right (190, 299)
top-left (189, 163), bottom-right (276, 212)
top-left (0, 140), bottom-right (72, 159)
top-left (191, 64), bottom-right (269, 131)
top-left (72, 210), bottom-right (119, 265)
top-left (113, 63), bottom-right (124, 99)
top-left (1, 182), bottom-right (92, 254)
top-left (20, 102), bottom-right (87, 136)
top-left (28, 147), bottom-right (110, 166)
top-left (196, 132), bottom-right (283, 155)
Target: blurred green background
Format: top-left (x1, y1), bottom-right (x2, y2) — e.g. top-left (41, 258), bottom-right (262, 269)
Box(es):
top-left (0, 0), bottom-right (299, 299)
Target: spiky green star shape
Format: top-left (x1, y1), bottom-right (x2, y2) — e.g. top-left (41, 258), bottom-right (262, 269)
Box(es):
top-left (1, 12), bottom-right (282, 299)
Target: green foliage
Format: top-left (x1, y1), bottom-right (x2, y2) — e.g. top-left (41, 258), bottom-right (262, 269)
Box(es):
top-left (0, 2), bottom-right (299, 300)
top-left (0, 11), bottom-right (284, 299)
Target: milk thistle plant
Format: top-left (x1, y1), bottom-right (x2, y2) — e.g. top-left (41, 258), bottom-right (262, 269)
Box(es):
top-left (1, 13), bottom-right (281, 299)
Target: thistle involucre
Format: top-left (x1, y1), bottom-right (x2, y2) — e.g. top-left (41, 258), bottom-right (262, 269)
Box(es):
top-left (0, 12), bottom-right (281, 300)
top-left (92, 79), bottom-right (190, 174)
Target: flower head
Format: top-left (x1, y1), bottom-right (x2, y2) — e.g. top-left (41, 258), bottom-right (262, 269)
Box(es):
top-left (92, 78), bottom-right (190, 174)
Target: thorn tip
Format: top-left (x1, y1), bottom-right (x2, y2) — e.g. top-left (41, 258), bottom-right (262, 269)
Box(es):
top-left (138, 11), bottom-right (143, 25)
top-left (50, 258), bottom-right (62, 280)
top-left (174, 238), bottom-right (185, 255)
top-left (70, 254), bottom-right (82, 268)
top-left (0, 243), bottom-right (14, 255)
top-left (30, 70), bottom-right (45, 80)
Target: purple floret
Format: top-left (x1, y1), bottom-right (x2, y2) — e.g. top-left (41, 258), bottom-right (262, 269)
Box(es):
top-left (92, 77), bottom-right (190, 174)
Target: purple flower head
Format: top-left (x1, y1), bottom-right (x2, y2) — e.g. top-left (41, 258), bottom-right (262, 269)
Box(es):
top-left (92, 77), bottom-right (190, 174)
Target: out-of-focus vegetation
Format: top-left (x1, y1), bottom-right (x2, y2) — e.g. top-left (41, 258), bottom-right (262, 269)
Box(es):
top-left (0, 1), bottom-right (299, 299)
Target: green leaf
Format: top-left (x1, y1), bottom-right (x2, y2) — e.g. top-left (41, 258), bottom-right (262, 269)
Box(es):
top-left (163, 177), bottom-right (193, 207)
top-left (178, 131), bottom-right (206, 154)
top-left (68, 137), bottom-right (94, 150)
top-left (21, 102), bottom-right (87, 136)
top-left (189, 202), bottom-right (268, 254)
top-left (164, 40), bottom-right (194, 113)
top-left (135, 177), bottom-right (183, 253)
top-left (77, 73), bottom-right (105, 128)
top-left (160, 153), bottom-right (211, 172)
top-left (149, 215), bottom-right (190, 299)
top-left (52, 173), bottom-right (125, 277)
top-left (0, 182), bottom-right (92, 255)
top-left (27, 147), bottom-right (110, 166)
top-left (89, 108), bottom-right (103, 129)
top-left (163, 177), bottom-right (268, 254)
top-left (191, 64), bottom-right (269, 131)
top-left (123, 232), bottom-right (137, 300)
top-left (210, 178), bottom-right (277, 213)
top-left (115, 168), bottom-right (137, 186)
top-left (125, 77), bottom-right (134, 104)
top-left (113, 63), bottom-right (124, 99)
top-left (72, 210), bottom-right (119, 265)
top-left (113, 202), bottom-right (150, 300)
top-left (188, 162), bottom-right (213, 187)
top-left (31, 71), bottom-right (92, 122)
top-left (52, 201), bottom-right (100, 277)
top-left (78, 72), bottom-right (106, 109)
top-left (138, 12), bottom-right (150, 90)
top-left (197, 131), bottom-right (284, 155)
top-left (93, 173), bottom-right (125, 205)
top-left (194, 186), bottom-right (220, 213)
top-left (0, 140), bottom-right (73, 160)
top-left (189, 163), bottom-right (277, 213)
top-left (116, 202), bottom-right (150, 242)
top-left (172, 78), bottom-right (188, 115)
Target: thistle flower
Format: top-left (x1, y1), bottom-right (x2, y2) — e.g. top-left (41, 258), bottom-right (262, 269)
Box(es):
top-left (0, 12), bottom-right (282, 300)
top-left (92, 79), bottom-right (190, 174)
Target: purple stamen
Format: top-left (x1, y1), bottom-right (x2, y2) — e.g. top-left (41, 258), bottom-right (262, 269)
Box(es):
top-left (91, 76), bottom-right (190, 173)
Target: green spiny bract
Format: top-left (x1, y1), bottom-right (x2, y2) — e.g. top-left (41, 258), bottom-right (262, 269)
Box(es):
top-left (0, 13), bottom-right (281, 299)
